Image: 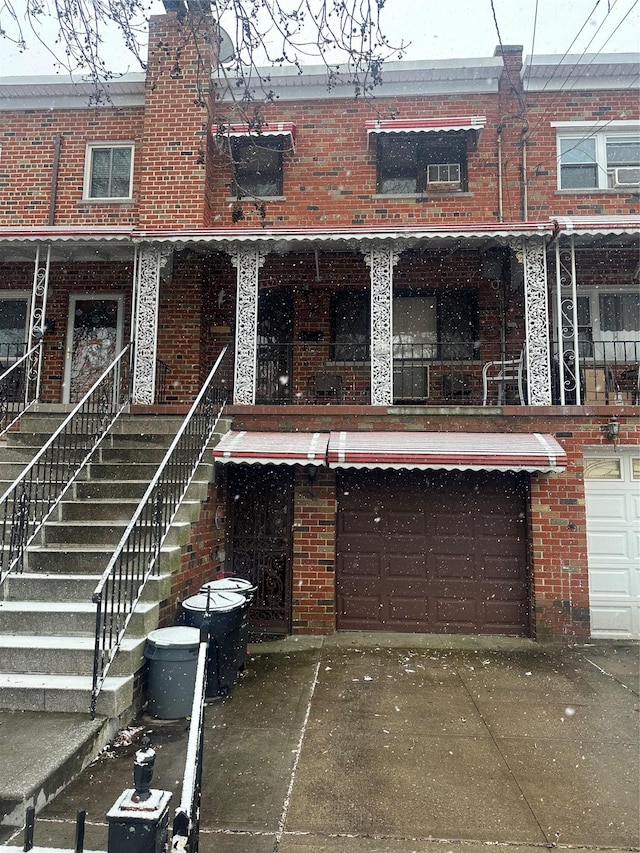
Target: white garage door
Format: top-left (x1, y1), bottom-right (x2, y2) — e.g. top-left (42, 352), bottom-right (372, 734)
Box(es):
top-left (584, 449), bottom-right (640, 639)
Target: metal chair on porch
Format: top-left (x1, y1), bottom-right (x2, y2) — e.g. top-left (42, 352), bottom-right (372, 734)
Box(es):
top-left (482, 350), bottom-right (525, 405)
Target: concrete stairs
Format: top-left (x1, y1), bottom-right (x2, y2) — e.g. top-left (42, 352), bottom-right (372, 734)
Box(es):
top-left (0, 410), bottom-right (223, 719)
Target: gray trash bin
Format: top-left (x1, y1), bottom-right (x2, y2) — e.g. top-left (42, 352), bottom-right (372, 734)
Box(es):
top-left (200, 577), bottom-right (256, 672)
top-left (180, 590), bottom-right (246, 698)
top-left (144, 626), bottom-right (201, 719)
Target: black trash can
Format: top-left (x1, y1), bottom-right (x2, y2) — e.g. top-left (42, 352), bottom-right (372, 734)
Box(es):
top-left (180, 590), bottom-right (246, 697)
top-left (200, 577), bottom-right (256, 672)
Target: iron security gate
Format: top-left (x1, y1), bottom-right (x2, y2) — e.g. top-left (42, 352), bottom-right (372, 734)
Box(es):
top-left (228, 465), bottom-right (294, 633)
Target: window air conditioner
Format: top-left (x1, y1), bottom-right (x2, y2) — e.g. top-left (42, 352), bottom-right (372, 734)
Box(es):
top-left (613, 166), bottom-right (640, 187)
top-left (426, 163), bottom-right (461, 189)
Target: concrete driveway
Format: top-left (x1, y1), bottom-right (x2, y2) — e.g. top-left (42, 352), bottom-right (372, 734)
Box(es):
top-left (2, 634), bottom-right (638, 853)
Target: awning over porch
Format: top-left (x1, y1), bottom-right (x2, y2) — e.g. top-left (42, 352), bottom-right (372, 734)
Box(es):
top-left (326, 431), bottom-right (567, 472)
top-left (211, 122), bottom-right (296, 144)
top-left (212, 430), bottom-right (328, 465)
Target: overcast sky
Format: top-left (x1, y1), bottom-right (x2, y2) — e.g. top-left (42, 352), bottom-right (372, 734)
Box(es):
top-left (0, 0), bottom-right (638, 78)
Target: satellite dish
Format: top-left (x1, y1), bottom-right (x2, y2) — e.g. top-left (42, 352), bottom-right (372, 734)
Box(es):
top-left (217, 27), bottom-right (235, 65)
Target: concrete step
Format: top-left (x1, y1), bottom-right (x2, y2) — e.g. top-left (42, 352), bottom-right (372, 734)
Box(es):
top-left (2, 572), bottom-right (172, 604)
top-left (95, 446), bottom-right (169, 464)
top-left (24, 540), bottom-right (183, 574)
top-left (0, 634), bottom-right (145, 677)
top-left (57, 496), bottom-right (202, 524)
top-left (0, 711), bottom-right (116, 827)
top-left (39, 519), bottom-right (192, 548)
top-left (0, 672), bottom-right (133, 716)
top-left (72, 479), bottom-right (151, 500)
top-left (0, 599), bottom-right (158, 636)
top-left (84, 462), bottom-right (163, 480)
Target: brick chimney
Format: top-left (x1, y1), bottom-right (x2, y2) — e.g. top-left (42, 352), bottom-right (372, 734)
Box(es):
top-left (138, 4), bottom-right (217, 228)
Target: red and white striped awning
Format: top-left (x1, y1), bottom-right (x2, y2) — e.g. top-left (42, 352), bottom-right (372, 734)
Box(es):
top-left (212, 431), bottom-right (327, 466)
top-left (326, 431), bottom-right (566, 472)
top-left (212, 430), bottom-right (566, 473)
top-left (211, 122), bottom-right (296, 144)
top-left (366, 116), bottom-right (486, 136)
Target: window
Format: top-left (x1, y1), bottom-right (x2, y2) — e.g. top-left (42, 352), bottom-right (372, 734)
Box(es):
top-left (0, 294), bottom-right (29, 363)
top-left (84, 144), bottom-right (133, 200)
top-left (231, 136), bottom-right (285, 198)
top-left (330, 290), bottom-right (478, 361)
top-left (376, 133), bottom-right (468, 194)
top-left (573, 290), bottom-right (639, 360)
top-left (557, 129), bottom-right (640, 190)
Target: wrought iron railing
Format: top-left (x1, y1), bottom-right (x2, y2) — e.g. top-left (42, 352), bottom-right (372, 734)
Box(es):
top-left (171, 626), bottom-right (209, 852)
top-left (0, 345), bottom-right (132, 589)
top-left (90, 346), bottom-right (230, 717)
top-left (551, 339), bottom-right (639, 405)
top-left (0, 342), bottom-right (41, 436)
top-left (156, 358), bottom-right (170, 404)
top-left (255, 340), bottom-right (483, 405)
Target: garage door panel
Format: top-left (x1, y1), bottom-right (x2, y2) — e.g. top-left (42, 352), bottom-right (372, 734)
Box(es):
top-left (387, 556), bottom-right (426, 578)
top-left (387, 512), bottom-right (426, 534)
top-left (586, 494), bottom-right (627, 520)
top-left (483, 557), bottom-right (526, 581)
top-left (587, 532), bottom-right (630, 558)
top-left (339, 553), bottom-right (381, 579)
top-left (336, 470), bottom-right (529, 635)
top-left (589, 605), bottom-right (635, 638)
top-left (589, 569), bottom-right (634, 595)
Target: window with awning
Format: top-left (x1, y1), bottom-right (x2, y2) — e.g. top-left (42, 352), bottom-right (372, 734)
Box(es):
top-left (366, 116), bottom-right (486, 195)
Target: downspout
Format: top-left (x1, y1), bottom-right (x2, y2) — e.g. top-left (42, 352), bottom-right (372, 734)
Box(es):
top-left (48, 135), bottom-right (62, 226)
top-left (522, 131), bottom-right (528, 221)
top-left (497, 125), bottom-right (504, 223)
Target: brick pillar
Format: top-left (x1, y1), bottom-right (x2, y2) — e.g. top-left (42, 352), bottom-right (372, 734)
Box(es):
top-left (139, 8), bottom-right (216, 228)
top-left (292, 468), bottom-right (336, 634)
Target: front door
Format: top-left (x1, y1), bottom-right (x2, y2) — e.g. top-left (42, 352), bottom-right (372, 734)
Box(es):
top-left (227, 465), bottom-right (294, 634)
top-left (63, 296), bottom-right (123, 403)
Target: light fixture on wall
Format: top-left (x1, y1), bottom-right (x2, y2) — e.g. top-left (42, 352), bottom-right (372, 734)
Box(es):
top-left (601, 416), bottom-right (620, 442)
top-left (305, 464), bottom-right (319, 485)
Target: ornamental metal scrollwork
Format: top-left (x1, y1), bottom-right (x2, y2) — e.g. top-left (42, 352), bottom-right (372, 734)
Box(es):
top-left (365, 243), bottom-right (402, 406)
top-left (522, 237), bottom-right (552, 406)
top-left (230, 245), bottom-right (268, 405)
top-left (133, 245), bottom-right (162, 405)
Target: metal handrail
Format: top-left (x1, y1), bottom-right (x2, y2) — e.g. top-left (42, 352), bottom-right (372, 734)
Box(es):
top-left (171, 627), bottom-right (209, 851)
top-left (90, 346), bottom-right (230, 717)
top-left (0, 343), bottom-right (41, 437)
top-left (0, 345), bottom-right (132, 589)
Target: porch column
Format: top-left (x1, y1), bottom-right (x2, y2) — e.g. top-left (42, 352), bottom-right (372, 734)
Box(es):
top-left (522, 236), bottom-right (553, 406)
top-left (230, 245), bottom-right (267, 405)
top-left (365, 243), bottom-right (401, 406)
top-left (132, 244), bottom-right (167, 405)
top-left (29, 243), bottom-right (51, 399)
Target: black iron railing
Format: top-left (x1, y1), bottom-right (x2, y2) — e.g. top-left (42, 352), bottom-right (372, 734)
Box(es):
top-left (0, 342), bottom-right (41, 436)
top-left (551, 339), bottom-right (639, 405)
top-left (0, 345), bottom-right (132, 589)
top-left (156, 358), bottom-right (170, 405)
top-left (90, 346), bottom-right (230, 717)
top-left (256, 340), bottom-right (482, 405)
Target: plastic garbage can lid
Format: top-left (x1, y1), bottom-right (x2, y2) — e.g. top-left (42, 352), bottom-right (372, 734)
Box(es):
top-left (201, 577), bottom-right (256, 594)
top-left (147, 626), bottom-right (201, 649)
top-left (182, 590), bottom-right (246, 613)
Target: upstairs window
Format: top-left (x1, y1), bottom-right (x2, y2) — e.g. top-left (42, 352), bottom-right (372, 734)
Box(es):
top-left (557, 129), bottom-right (640, 190)
top-left (84, 143), bottom-right (133, 200)
top-left (376, 133), bottom-right (468, 194)
top-left (231, 136), bottom-right (285, 198)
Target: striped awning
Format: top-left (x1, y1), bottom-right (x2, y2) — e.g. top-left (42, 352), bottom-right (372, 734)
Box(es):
top-left (326, 431), bottom-right (566, 473)
top-left (213, 430), bottom-right (566, 473)
top-left (212, 431), bottom-right (327, 466)
top-left (366, 116), bottom-right (486, 136)
top-left (211, 121), bottom-right (296, 143)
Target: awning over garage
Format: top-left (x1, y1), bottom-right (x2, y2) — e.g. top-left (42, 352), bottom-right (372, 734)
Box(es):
top-left (212, 431), bottom-right (328, 466)
top-left (327, 431), bottom-right (566, 472)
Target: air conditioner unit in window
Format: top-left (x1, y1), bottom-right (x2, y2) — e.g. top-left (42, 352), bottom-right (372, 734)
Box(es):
top-left (613, 167), bottom-right (640, 187)
top-left (426, 163), bottom-right (461, 189)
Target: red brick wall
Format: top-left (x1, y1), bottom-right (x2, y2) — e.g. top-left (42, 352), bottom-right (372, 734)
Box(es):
top-left (0, 107), bottom-right (143, 227)
top-left (292, 467), bottom-right (336, 633)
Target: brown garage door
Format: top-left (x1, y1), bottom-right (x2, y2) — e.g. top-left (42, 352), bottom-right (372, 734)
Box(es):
top-left (336, 469), bottom-right (530, 635)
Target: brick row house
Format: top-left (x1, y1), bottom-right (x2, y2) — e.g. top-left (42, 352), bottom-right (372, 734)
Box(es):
top-left (0, 3), bottom-right (638, 650)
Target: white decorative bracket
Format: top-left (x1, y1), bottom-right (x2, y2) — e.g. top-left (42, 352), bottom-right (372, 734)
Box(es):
top-left (132, 244), bottom-right (167, 405)
top-left (365, 243), bottom-right (402, 406)
top-left (230, 244), bottom-right (268, 405)
top-left (522, 236), bottom-right (552, 406)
